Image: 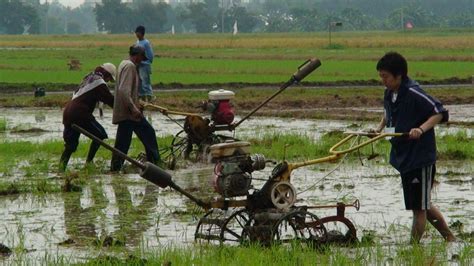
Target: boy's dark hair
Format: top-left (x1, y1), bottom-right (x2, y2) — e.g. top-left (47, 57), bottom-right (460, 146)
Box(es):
top-left (376, 52), bottom-right (408, 78)
top-left (135, 25), bottom-right (145, 35)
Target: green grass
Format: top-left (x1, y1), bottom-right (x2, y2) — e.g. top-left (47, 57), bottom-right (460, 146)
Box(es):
top-left (1, 31), bottom-right (474, 87)
top-left (1, 56), bottom-right (472, 85)
top-left (11, 241), bottom-right (474, 265)
top-left (0, 129), bottom-right (472, 196)
top-left (438, 131), bottom-right (474, 160)
top-left (247, 130), bottom-right (474, 162)
top-left (0, 129), bottom-right (472, 180)
top-left (0, 117), bottom-right (6, 131)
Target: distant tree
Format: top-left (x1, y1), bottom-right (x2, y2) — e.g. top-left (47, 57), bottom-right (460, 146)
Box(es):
top-left (264, 10), bottom-right (293, 32)
top-left (385, 4), bottom-right (437, 29)
top-left (223, 6), bottom-right (259, 33)
top-left (173, 4), bottom-right (194, 33)
top-left (157, 2), bottom-right (176, 33)
top-left (95, 0), bottom-right (134, 33)
top-left (45, 16), bottom-right (65, 34)
top-left (70, 4), bottom-right (98, 34)
top-left (263, 0), bottom-right (289, 13)
top-left (0, 0), bottom-right (40, 34)
top-left (67, 22), bottom-right (82, 34)
top-left (187, 1), bottom-right (219, 33)
top-left (448, 12), bottom-right (474, 28)
top-left (340, 7), bottom-right (377, 30)
top-left (133, 2), bottom-right (169, 33)
top-left (289, 7), bottom-right (321, 32)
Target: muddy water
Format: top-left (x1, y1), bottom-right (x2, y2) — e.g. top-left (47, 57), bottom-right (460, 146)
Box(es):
top-left (0, 161), bottom-right (472, 262)
top-left (1, 106), bottom-right (473, 142)
top-left (0, 107), bottom-right (473, 262)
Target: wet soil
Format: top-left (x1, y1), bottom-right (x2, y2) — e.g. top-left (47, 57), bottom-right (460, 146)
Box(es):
top-left (0, 107), bottom-right (472, 262)
top-left (2, 87), bottom-right (473, 128)
top-left (0, 161), bottom-right (472, 261)
top-left (0, 105), bottom-right (472, 142)
top-left (0, 77), bottom-right (471, 93)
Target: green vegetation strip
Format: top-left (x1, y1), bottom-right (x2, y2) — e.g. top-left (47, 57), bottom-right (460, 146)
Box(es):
top-left (1, 32), bottom-right (474, 86)
top-left (0, 117), bottom-right (6, 131)
top-left (15, 242), bottom-right (474, 265)
top-left (0, 132), bottom-right (474, 195)
top-left (0, 131), bottom-right (472, 169)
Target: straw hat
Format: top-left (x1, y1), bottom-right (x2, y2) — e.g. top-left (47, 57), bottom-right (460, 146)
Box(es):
top-left (101, 63), bottom-right (116, 81)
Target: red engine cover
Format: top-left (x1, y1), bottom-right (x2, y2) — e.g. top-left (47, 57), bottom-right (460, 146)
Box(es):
top-left (212, 100), bottom-right (235, 125)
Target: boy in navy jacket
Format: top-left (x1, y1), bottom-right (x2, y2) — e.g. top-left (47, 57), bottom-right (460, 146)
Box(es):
top-left (374, 52), bottom-right (455, 243)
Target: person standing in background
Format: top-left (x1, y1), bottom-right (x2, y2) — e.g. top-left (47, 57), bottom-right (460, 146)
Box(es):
top-left (135, 25), bottom-right (154, 102)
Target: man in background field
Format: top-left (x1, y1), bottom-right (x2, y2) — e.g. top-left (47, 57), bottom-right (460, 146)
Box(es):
top-left (135, 25), bottom-right (154, 102)
top-left (374, 51), bottom-right (455, 243)
top-left (60, 63), bottom-right (116, 171)
top-left (110, 45), bottom-right (160, 171)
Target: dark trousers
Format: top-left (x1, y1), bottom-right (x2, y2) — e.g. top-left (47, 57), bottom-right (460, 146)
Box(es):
top-left (60, 119), bottom-right (108, 171)
top-left (110, 118), bottom-right (160, 171)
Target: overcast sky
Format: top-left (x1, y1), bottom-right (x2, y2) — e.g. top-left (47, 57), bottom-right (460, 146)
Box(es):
top-left (63, 0), bottom-right (84, 8)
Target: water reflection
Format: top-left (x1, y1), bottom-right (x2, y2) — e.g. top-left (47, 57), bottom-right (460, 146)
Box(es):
top-left (2, 107), bottom-right (473, 143)
top-left (63, 182), bottom-right (107, 244)
top-left (63, 177), bottom-right (159, 247)
top-left (110, 182), bottom-right (158, 245)
top-left (0, 161), bottom-right (472, 262)
top-left (34, 113), bottom-right (46, 123)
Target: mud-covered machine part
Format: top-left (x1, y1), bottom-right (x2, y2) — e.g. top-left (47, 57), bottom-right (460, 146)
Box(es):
top-left (156, 58), bottom-right (323, 166)
top-left (73, 123), bottom-right (374, 247)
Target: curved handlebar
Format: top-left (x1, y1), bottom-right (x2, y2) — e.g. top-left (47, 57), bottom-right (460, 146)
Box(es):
top-left (287, 131), bottom-right (406, 171)
top-left (141, 101), bottom-right (201, 117)
top-left (329, 132), bottom-right (407, 155)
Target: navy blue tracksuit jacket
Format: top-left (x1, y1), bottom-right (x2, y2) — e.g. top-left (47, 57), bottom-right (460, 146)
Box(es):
top-left (384, 78), bottom-right (449, 174)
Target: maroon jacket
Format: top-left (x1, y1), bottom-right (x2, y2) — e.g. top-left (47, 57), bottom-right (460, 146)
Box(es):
top-left (63, 83), bottom-right (114, 126)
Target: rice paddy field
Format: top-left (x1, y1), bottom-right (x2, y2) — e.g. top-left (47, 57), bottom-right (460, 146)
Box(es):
top-left (0, 29), bottom-right (474, 87)
top-left (0, 30), bottom-right (473, 265)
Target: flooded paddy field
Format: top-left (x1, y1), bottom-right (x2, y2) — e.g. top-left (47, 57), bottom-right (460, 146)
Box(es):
top-left (1, 105), bottom-right (473, 142)
top-left (0, 107), bottom-right (473, 264)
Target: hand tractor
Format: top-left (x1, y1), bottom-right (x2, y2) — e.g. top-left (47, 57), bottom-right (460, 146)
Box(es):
top-left (72, 123), bottom-right (405, 247)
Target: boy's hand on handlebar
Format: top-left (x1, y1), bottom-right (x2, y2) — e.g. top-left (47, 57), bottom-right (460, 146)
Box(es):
top-left (409, 128), bottom-right (423, 139)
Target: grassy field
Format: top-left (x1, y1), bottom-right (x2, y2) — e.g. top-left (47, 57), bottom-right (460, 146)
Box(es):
top-left (10, 242), bottom-right (473, 265)
top-left (1, 30), bottom-right (473, 87)
top-left (1, 130), bottom-right (472, 194)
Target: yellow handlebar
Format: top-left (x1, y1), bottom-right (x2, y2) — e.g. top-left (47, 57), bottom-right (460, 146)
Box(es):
top-left (329, 132), bottom-right (405, 155)
top-left (287, 131), bottom-right (406, 172)
top-left (141, 101), bottom-right (201, 117)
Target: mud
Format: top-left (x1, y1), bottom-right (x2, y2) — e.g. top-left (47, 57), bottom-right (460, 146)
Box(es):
top-left (0, 161), bottom-right (472, 262)
top-left (0, 106), bottom-right (472, 142)
top-left (1, 78), bottom-right (471, 93)
top-left (0, 107), bottom-right (473, 262)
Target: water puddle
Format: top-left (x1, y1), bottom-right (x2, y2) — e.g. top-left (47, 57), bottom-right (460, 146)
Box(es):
top-left (0, 106), bottom-right (473, 262)
top-left (0, 107), bottom-right (472, 142)
top-left (0, 161), bottom-right (472, 262)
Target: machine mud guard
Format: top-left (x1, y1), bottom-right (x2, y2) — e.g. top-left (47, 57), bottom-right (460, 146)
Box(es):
top-left (140, 162), bottom-right (173, 188)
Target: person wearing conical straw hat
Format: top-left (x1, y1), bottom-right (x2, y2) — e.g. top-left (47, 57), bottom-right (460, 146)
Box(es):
top-left (60, 63), bottom-right (116, 171)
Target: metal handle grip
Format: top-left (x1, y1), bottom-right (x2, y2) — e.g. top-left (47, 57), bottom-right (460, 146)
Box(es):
top-left (292, 58), bottom-right (322, 82)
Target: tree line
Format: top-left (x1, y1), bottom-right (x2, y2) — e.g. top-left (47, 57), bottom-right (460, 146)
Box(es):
top-left (0, 0), bottom-right (472, 35)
